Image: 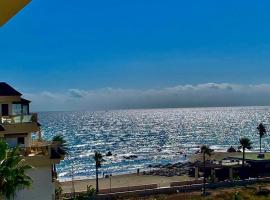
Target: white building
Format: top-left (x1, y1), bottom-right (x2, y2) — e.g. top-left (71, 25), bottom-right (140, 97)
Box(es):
top-left (0, 82), bottom-right (65, 200)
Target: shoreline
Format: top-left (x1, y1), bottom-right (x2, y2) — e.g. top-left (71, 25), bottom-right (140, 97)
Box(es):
top-left (59, 151), bottom-right (270, 194)
top-left (58, 150), bottom-right (256, 182)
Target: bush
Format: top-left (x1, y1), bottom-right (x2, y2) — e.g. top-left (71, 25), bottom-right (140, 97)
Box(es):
top-left (73, 185), bottom-right (96, 200)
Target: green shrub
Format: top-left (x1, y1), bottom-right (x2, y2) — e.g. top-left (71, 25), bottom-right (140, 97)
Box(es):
top-left (73, 185), bottom-right (96, 200)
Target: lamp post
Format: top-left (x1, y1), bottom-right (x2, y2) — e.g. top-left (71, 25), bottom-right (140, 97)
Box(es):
top-left (109, 174), bottom-right (112, 193)
top-left (71, 165), bottom-right (75, 198)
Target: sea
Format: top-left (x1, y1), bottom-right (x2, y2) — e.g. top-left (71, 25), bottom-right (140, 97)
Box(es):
top-left (38, 106), bottom-right (270, 181)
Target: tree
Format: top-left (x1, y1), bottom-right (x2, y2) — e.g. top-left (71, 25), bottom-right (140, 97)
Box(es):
top-left (93, 151), bottom-right (104, 194)
top-left (74, 185), bottom-right (96, 200)
top-left (239, 137), bottom-right (252, 167)
top-left (52, 134), bottom-right (68, 180)
top-left (200, 145), bottom-right (213, 196)
top-left (0, 140), bottom-right (32, 200)
top-left (257, 123), bottom-right (267, 153)
top-left (52, 134), bottom-right (68, 155)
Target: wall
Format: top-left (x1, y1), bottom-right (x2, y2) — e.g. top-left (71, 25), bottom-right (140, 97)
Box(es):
top-left (0, 123), bottom-right (39, 137)
top-left (90, 177), bottom-right (270, 200)
top-left (0, 96), bottom-right (21, 116)
top-left (25, 132), bottom-right (31, 147)
top-left (15, 166), bottom-right (55, 200)
top-left (99, 184), bottom-right (158, 194)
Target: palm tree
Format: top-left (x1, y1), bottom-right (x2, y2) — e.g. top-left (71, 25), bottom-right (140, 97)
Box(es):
top-left (200, 145), bottom-right (213, 196)
top-left (239, 137), bottom-right (252, 167)
top-left (0, 140), bottom-right (32, 200)
top-left (52, 134), bottom-right (68, 155)
top-left (93, 151), bottom-right (104, 194)
top-left (52, 135), bottom-right (68, 180)
top-left (257, 123), bottom-right (266, 153)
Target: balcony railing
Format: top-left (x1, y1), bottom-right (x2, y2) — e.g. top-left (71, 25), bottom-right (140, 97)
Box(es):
top-left (20, 140), bottom-right (65, 159)
top-left (20, 145), bottom-right (50, 157)
top-left (0, 113), bottom-right (37, 124)
top-left (20, 140), bottom-right (51, 157)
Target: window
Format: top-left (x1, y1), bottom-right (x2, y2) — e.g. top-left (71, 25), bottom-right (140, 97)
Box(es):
top-left (12, 104), bottom-right (29, 115)
top-left (2, 104), bottom-right (9, 116)
top-left (17, 137), bottom-right (25, 145)
top-left (4, 133), bottom-right (27, 148)
top-left (5, 138), bottom-right (17, 148)
top-left (12, 104), bottom-right (21, 115)
top-left (22, 104), bottom-right (29, 114)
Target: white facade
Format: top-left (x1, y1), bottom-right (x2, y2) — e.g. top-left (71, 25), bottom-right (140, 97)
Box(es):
top-left (15, 166), bottom-right (55, 200)
top-left (0, 83), bottom-right (63, 200)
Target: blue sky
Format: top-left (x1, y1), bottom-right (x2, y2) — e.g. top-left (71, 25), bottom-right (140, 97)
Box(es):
top-left (1, 1), bottom-right (270, 110)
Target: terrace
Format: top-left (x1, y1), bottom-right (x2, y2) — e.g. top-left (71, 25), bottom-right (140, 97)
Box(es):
top-left (20, 140), bottom-right (65, 160)
top-left (228, 153), bottom-right (270, 161)
top-left (0, 113), bottom-right (38, 124)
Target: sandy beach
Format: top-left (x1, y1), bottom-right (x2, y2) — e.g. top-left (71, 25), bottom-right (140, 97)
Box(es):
top-left (61, 152), bottom-right (270, 194)
top-left (60, 173), bottom-right (194, 193)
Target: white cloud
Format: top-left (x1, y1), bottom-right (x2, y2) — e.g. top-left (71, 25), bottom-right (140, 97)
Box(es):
top-left (24, 83), bottom-right (270, 111)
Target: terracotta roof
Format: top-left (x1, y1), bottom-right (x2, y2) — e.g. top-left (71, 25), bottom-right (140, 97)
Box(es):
top-left (0, 82), bottom-right (21, 96)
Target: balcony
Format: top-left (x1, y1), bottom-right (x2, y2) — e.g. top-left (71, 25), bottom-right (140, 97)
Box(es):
top-left (20, 140), bottom-right (65, 160)
top-left (0, 113), bottom-right (38, 124)
top-left (20, 140), bottom-right (51, 157)
top-left (0, 113), bottom-right (39, 134)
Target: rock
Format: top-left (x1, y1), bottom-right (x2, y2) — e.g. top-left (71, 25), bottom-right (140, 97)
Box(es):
top-left (153, 164), bottom-right (162, 168)
top-left (123, 155), bottom-right (138, 159)
top-left (227, 146), bottom-right (237, 153)
top-left (106, 151), bottom-right (113, 156)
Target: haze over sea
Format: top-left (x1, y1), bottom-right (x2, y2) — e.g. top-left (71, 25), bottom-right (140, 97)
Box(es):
top-left (39, 106), bottom-right (270, 180)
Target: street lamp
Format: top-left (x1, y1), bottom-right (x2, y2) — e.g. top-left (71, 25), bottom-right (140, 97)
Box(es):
top-left (109, 174), bottom-right (112, 193)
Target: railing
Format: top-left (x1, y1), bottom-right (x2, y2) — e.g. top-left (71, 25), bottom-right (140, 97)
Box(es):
top-left (20, 140), bottom-right (65, 159)
top-left (20, 140), bottom-right (51, 157)
top-left (31, 139), bottom-right (51, 147)
top-left (0, 113), bottom-right (38, 124)
top-left (20, 146), bottom-right (50, 156)
top-left (66, 177), bottom-right (270, 200)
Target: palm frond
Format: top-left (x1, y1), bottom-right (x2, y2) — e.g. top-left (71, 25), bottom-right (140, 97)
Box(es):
top-left (0, 141), bottom-right (32, 199)
top-left (93, 151), bottom-right (104, 168)
top-left (200, 145), bottom-right (213, 157)
top-left (239, 137), bottom-right (252, 150)
top-left (257, 123), bottom-right (267, 137)
top-left (52, 134), bottom-right (69, 155)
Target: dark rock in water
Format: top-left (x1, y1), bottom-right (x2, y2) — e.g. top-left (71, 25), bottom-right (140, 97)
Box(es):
top-left (227, 146), bottom-right (236, 153)
top-left (106, 151), bottom-right (113, 156)
top-left (153, 164), bottom-right (162, 168)
top-left (124, 155), bottom-right (138, 159)
top-left (163, 163), bottom-right (173, 168)
top-left (172, 162), bottom-right (184, 168)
